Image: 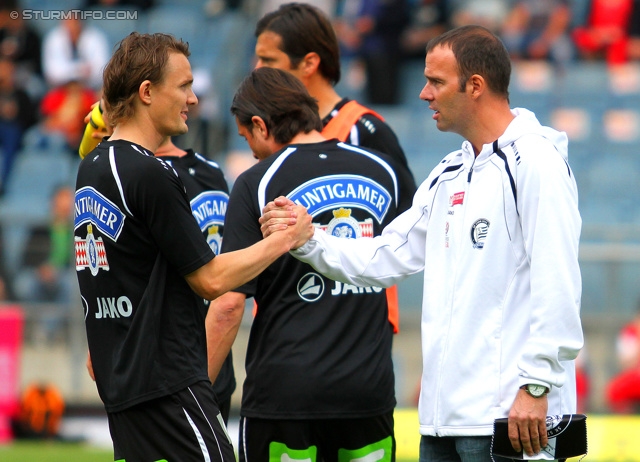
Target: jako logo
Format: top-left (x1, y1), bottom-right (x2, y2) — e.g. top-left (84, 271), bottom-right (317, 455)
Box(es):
top-left (297, 273), bottom-right (325, 302)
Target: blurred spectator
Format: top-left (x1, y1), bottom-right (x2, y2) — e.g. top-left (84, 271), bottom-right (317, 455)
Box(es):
top-left (11, 383), bottom-right (65, 439)
top-left (205, 0), bottom-right (245, 16)
top-left (451, 0), bottom-right (509, 33)
top-left (41, 16), bottom-right (109, 91)
top-left (628, 0), bottom-right (640, 60)
top-left (258, 0), bottom-right (336, 17)
top-left (334, 0), bottom-right (411, 104)
top-left (575, 348), bottom-right (590, 413)
top-left (0, 57), bottom-right (37, 193)
top-left (0, 275), bottom-right (8, 300)
top-left (13, 185), bottom-right (76, 307)
top-left (0, 0), bottom-right (44, 97)
top-left (40, 80), bottom-right (97, 153)
top-left (606, 306), bottom-right (640, 413)
top-left (0, 224), bottom-right (15, 301)
top-left (500, 0), bottom-right (574, 65)
top-left (400, 0), bottom-right (451, 61)
top-left (572, 0), bottom-right (635, 66)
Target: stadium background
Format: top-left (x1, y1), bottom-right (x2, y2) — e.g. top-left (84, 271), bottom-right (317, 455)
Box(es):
top-left (0, 0), bottom-right (639, 459)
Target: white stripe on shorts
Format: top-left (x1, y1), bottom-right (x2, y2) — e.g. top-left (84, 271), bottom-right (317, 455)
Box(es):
top-left (183, 407), bottom-right (211, 462)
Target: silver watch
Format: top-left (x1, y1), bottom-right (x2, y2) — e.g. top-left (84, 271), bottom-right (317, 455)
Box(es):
top-left (522, 384), bottom-right (548, 398)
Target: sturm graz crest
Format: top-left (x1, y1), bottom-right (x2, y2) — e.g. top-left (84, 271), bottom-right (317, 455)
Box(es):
top-left (470, 218), bottom-right (490, 249)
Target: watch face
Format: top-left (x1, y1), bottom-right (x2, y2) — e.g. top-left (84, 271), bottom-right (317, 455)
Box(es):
top-left (528, 384), bottom-right (547, 397)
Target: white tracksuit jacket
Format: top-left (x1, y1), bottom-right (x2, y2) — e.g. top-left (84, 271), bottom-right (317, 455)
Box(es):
top-left (291, 108), bottom-right (583, 436)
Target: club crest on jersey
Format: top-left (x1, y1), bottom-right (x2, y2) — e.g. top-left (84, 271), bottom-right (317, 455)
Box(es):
top-left (191, 191), bottom-right (228, 231)
top-left (74, 186), bottom-right (125, 241)
top-left (318, 208), bottom-right (373, 239)
top-left (75, 224), bottom-right (109, 276)
top-left (206, 225), bottom-right (222, 255)
top-left (287, 174), bottom-right (391, 223)
top-left (470, 219), bottom-right (490, 249)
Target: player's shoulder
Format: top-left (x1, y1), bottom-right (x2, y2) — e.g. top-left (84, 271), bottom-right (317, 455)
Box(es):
top-left (191, 150), bottom-right (223, 171)
top-left (423, 149), bottom-right (465, 184)
top-left (335, 140), bottom-right (393, 165)
top-left (510, 134), bottom-right (568, 175)
top-left (108, 140), bottom-right (179, 182)
top-left (357, 108), bottom-right (394, 136)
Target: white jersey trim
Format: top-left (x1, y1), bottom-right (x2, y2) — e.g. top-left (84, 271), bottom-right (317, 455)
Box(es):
top-left (258, 146), bottom-right (297, 212)
top-left (337, 141), bottom-right (399, 208)
top-left (109, 146), bottom-right (133, 217)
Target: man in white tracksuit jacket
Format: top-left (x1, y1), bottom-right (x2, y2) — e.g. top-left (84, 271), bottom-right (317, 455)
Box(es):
top-left (260, 25), bottom-right (583, 461)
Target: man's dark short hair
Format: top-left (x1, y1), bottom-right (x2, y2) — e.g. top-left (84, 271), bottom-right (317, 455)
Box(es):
top-left (426, 25), bottom-right (511, 99)
top-left (255, 2), bottom-right (341, 85)
top-left (231, 67), bottom-right (322, 145)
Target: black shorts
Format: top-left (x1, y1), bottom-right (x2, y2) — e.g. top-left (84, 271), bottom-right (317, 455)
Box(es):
top-left (238, 411), bottom-right (395, 462)
top-left (108, 381), bottom-right (236, 462)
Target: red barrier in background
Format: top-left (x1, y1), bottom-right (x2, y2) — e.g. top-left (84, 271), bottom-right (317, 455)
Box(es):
top-left (0, 305), bottom-right (24, 443)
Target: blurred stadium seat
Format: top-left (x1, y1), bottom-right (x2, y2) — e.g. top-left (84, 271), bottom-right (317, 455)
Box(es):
top-left (84, 5), bottom-right (145, 51)
top-left (0, 129), bottom-right (77, 277)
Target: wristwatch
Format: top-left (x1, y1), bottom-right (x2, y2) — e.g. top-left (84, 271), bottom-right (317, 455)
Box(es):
top-left (521, 384), bottom-right (549, 398)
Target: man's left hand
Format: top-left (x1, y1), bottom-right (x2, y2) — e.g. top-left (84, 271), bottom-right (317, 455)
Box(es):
top-left (508, 388), bottom-right (548, 456)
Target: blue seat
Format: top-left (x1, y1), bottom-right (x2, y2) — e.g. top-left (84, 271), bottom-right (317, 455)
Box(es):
top-left (145, 4), bottom-right (202, 46)
top-left (580, 153), bottom-right (640, 224)
top-left (398, 60), bottom-right (426, 108)
top-left (0, 131), bottom-right (76, 276)
top-left (84, 6), bottom-right (147, 51)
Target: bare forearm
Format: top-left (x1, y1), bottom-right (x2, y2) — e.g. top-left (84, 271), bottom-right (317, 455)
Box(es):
top-left (206, 292), bottom-right (245, 383)
top-left (187, 204), bottom-right (312, 300)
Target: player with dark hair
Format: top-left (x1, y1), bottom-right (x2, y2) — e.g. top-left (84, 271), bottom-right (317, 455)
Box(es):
top-left (74, 32), bottom-right (311, 461)
top-left (254, 2), bottom-right (416, 337)
top-left (254, 2), bottom-right (416, 210)
top-left (209, 66), bottom-right (406, 462)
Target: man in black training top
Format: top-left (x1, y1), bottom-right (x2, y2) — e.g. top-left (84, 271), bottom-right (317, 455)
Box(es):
top-left (208, 66), bottom-right (406, 462)
top-left (74, 32), bottom-right (311, 461)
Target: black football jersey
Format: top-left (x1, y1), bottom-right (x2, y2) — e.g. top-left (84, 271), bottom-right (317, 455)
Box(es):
top-left (74, 140), bottom-right (215, 413)
top-left (159, 149), bottom-right (236, 402)
top-left (222, 140), bottom-right (398, 419)
top-left (323, 97), bottom-right (417, 212)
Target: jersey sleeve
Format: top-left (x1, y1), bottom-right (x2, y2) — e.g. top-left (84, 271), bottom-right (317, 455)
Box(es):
top-left (219, 172), bottom-right (263, 296)
top-left (131, 158), bottom-right (214, 276)
top-left (515, 135), bottom-right (583, 389)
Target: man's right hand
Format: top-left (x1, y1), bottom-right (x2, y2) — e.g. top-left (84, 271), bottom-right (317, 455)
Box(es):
top-left (260, 196), bottom-right (300, 238)
top-left (281, 203), bottom-right (313, 250)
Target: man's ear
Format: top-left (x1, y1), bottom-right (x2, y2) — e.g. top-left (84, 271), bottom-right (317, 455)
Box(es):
top-left (251, 115), bottom-right (269, 139)
top-left (467, 74), bottom-right (485, 99)
top-left (299, 52), bottom-right (320, 78)
top-left (138, 80), bottom-right (152, 105)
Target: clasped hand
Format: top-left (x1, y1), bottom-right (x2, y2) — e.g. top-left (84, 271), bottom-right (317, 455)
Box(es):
top-left (260, 196), bottom-right (313, 249)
